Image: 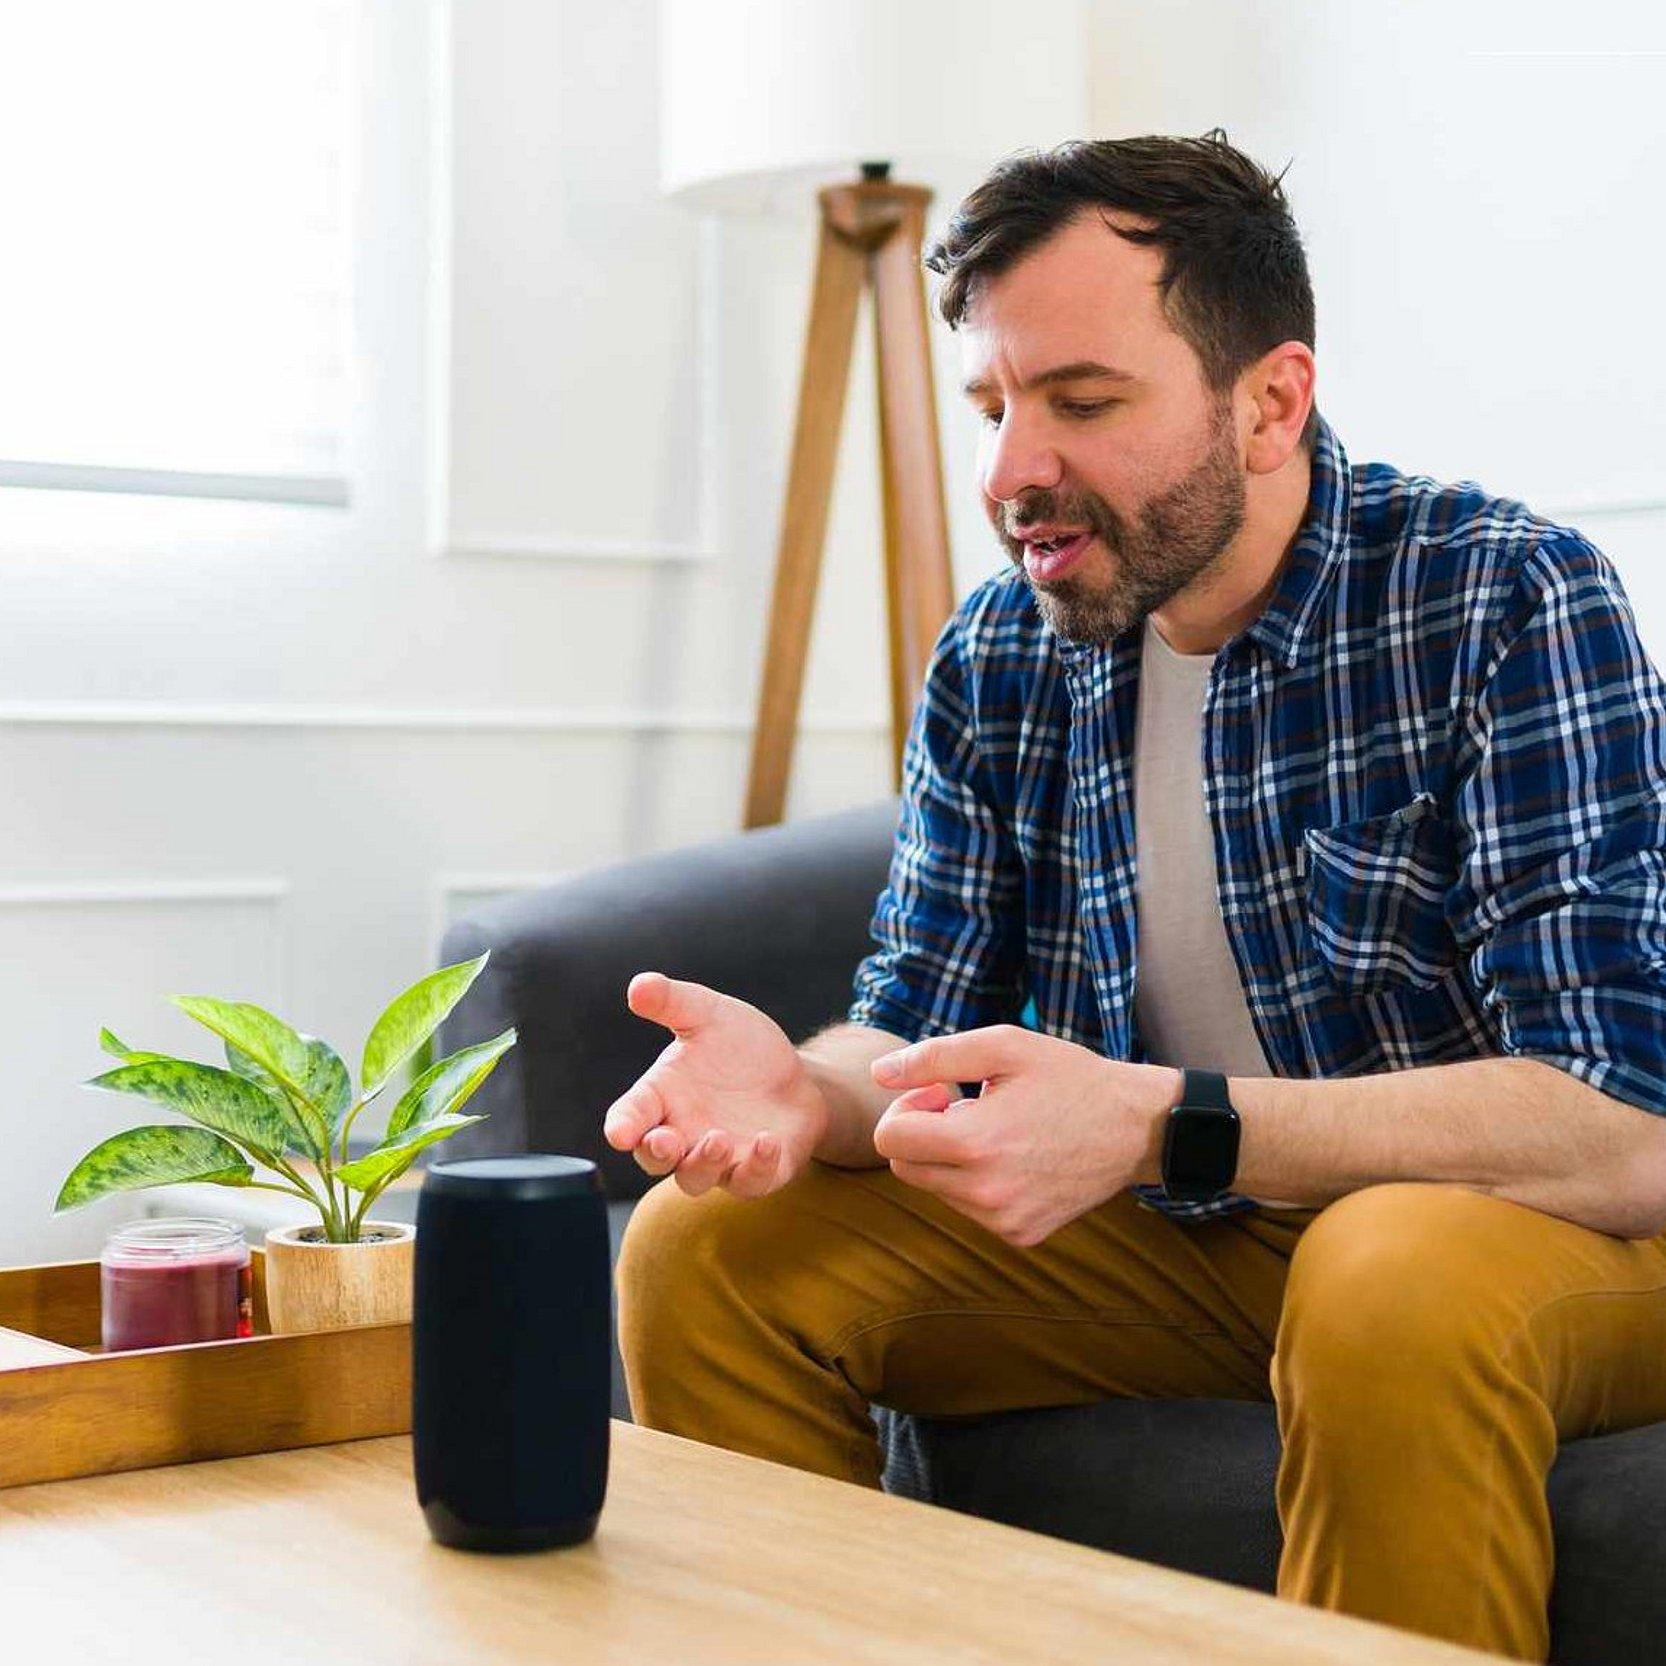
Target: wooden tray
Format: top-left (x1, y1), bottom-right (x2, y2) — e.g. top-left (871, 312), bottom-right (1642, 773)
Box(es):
top-left (0, 1248), bottom-right (410, 1490)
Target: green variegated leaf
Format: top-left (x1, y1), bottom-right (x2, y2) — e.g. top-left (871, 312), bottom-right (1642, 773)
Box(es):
top-left (360, 954), bottom-right (489, 1101)
top-left (84, 1059), bottom-right (293, 1156)
top-left (335, 1112), bottom-right (485, 1192)
top-left (299, 1034), bottom-right (353, 1137)
top-left (384, 1028), bottom-right (516, 1139)
top-left (223, 1041), bottom-right (288, 1105)
top-left (222, 1041), bottom-right (318, 1156)
top-left (56, 1125), bottom-right (252, 1212)
top-left (226, 1033), bottom-right (352, 1147)
top-left (98, 1028), bottom-right (171, 1065)
top-left (170, 996), bottom-right (331, 1157)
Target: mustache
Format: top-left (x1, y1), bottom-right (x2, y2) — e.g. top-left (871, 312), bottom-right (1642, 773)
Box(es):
top-left (1000, 495), bottom-right (1104, 540)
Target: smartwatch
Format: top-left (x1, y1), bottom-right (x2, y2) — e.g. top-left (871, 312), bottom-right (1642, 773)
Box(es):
top-left (1160, 1068), bottom-right (1241, 1203)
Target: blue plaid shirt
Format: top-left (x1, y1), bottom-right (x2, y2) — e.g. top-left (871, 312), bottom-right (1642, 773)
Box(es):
top-left (849, 414), bottom-right (1666, 1222)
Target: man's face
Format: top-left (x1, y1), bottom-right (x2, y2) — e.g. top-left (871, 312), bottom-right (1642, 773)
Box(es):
top-left (959, 208), bottom-right (1247, 646)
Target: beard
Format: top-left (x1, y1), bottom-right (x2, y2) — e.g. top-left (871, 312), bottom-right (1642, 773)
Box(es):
top-left (999, 402), bottom-right (1246, 647)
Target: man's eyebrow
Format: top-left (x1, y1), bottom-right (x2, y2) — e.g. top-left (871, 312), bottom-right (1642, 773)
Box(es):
top-left (960, 361), bottom-right (1139, 399)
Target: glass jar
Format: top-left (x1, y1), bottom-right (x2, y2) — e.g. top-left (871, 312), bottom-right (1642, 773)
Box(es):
top-left (100, 1218), bottom-right (253, 1352)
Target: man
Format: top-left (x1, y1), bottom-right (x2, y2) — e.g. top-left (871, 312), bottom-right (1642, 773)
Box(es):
top-left (608, 132), bottom-right (1666, 1662)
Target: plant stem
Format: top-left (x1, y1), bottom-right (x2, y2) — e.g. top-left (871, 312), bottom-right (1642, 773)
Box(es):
top-left (338, 1079), bottom-right (385, 1167)
top-left (320, 1166), bottom-right (345, 1239)
top-left (268, 1154), bottom-right (341, 1240)
top-left (243, 1181), bottom-right (319, 1204)
top-left (346, 1181), bottom-right (380, 1240)
top-left (272, 1081), bottom-right (347, 1239)
top-left (269, 1153), bottom-right (325, 1207)
top-left (297, 1154), bottom-right (346, 1241)
top-left (338, 1097), bottom-right (364, 1166)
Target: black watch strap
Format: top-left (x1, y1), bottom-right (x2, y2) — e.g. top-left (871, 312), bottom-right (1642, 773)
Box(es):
top-left (1181, 1068), bottom-right (1232, 1111)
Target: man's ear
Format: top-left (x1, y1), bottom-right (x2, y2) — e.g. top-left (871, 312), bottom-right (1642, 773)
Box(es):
top-left (1243, 342), bottom-right (1316, 475)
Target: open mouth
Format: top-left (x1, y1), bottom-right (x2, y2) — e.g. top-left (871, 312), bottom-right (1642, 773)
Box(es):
top-left (1022, 530), bottom-right (1093, 582)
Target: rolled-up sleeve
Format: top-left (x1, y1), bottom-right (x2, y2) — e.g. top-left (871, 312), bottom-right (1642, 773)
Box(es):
top-left (847, 610), bottom-right (1027, 1045)
top-left (1450, 535), bottom-right (1666, 1115)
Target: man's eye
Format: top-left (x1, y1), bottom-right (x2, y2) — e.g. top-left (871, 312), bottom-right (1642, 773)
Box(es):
top-left (977, 401), bottom-right (1113, 426)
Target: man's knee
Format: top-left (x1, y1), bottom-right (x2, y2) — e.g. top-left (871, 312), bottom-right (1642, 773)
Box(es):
top-left (616, 1174), bottom-right (735, 1338)
top-left (1273, 1183), bottom-right (1510, 1402)
top-left (616, 1160), bottom-right (861, 1352)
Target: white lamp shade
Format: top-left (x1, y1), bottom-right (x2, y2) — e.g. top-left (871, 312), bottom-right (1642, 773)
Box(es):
top-left (659, 0), bottom-right (1090, 215)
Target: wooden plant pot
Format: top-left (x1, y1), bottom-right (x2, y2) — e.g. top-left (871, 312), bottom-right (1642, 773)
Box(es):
top-left (263, 1222), bottom-right (415, 1335)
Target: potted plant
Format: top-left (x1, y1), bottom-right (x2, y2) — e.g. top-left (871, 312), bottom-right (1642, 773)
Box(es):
top-left (56, 952), bottom-right (514, 1335)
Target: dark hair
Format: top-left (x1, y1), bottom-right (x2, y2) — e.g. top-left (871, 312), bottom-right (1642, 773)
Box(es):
top-left (924, 130), bottom-right (1318, 451)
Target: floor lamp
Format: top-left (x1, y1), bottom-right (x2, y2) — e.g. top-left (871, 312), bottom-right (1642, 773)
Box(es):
top-left (658, 0), bottom-right (1089, 827)
top-left (744, 162), bottom-right (952, 828)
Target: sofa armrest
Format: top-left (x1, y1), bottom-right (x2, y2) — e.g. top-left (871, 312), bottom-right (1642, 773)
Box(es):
top-left (435, 798), bottom-right (900, 1199)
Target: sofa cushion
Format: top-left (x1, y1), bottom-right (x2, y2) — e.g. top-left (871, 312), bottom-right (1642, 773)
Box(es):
top-left (876, 1402), bottom-right (1666, 1666)
top-left (877, 1400), bottom-right (1280, 1590)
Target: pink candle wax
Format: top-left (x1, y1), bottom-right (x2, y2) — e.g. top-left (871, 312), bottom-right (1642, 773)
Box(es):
top-left (100, 1218), bottom-right (252, 1352)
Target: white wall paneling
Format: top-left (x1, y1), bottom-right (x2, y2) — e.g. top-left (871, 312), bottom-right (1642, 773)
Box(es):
top-left (430, 0), bottom-right (721, 563)
top-left (0, 462), bottom-right (350, 509)
top-left (435, 214), bottom-right (724, 565)
top-left (0, 886), bottom-right (288, 1266)
top-left (431, 872), bottom-right (571, 970)
top-left (0, 704), bottom-right (885, 735)
top-left (0, 879), bottom-right (288, 907)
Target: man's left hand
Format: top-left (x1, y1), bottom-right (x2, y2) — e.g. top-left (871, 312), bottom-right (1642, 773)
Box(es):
top-left (869, 1026), bottom-right (1182, 1247)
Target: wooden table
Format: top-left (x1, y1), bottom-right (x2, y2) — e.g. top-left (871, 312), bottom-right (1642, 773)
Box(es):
top-left (0, 1421), bottom-right (1501, 1664)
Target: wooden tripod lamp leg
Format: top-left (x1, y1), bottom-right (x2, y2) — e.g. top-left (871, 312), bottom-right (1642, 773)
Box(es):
top-left (742, 207), bottom-right (865, 830)
top-left (871, 192), bottom-right (954, 787)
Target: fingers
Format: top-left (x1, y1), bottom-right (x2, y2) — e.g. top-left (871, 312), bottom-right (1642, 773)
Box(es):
top-left (883, 1082), bottom-right (956, 1115)
top-left (626, 970), bottom-right (720, 1036)
top-left (871, 1024), bottom-right (1024, 1091)
top-left (873, 1088), bottom-right (975, 1164)
top-left (672, 1127), bottom-right (739, 1197)
top-left (634, 1124), bottom-right (687, 1177)
top-left (723, 1132), bottom-right (782, 1200)
top-left (671, 1130), bottom-right (784, 1199)
top-left (602, 1079), bottom-right (667, 1153)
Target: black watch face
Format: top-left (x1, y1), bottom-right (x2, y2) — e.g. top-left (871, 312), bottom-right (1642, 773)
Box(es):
top-left (1171, 1105), bottom-right (1239, 1186)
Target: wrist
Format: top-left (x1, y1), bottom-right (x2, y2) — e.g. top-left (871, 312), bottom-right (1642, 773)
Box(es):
top-left (1132, 1065), bottom-right (1184, 1187)
top-left (795, 1048), bottom-right (865, 1167)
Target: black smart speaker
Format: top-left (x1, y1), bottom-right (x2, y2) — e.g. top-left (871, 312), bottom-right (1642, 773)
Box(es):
top-left (413, 1154), bottom-right (611, 1551)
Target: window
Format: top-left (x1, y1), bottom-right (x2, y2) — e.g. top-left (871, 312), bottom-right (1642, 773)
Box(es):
top-left (0, 2), bottom-right (354, 506)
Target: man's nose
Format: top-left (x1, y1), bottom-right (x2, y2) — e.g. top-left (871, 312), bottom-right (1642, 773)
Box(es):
top-left (980, 411), bottom-right (1064, 505)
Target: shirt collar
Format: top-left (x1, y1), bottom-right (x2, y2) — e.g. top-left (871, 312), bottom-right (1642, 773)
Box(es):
top-left (1239, 412), bottom-right (1351, 672)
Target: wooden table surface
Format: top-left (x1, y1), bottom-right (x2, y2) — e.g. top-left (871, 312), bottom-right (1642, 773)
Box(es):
top-left (0, 1420), bottom-right (1501, 1664)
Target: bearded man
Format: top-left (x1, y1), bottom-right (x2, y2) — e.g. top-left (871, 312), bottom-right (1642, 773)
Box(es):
top-left (608, 131), bottom-right (1666, 1663)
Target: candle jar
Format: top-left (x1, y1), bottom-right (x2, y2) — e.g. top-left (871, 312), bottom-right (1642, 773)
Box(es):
top-left (100, 1218), bottom-right (253, 1352)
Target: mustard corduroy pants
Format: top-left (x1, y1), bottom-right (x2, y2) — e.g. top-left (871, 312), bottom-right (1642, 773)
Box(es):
top-left (617, 1163), bottom-right (1666, 1662)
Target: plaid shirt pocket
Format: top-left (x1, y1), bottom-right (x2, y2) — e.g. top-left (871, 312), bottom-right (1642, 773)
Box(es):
top-left (1301, 792), bottom-right (1461, 994)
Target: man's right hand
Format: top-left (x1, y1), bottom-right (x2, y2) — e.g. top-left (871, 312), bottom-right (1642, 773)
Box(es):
top-left (602, 971), bottom-right (832, 1199)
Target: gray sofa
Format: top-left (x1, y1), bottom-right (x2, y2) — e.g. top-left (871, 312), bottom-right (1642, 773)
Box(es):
top-left (436, 798), bottom-right (1666, 1666)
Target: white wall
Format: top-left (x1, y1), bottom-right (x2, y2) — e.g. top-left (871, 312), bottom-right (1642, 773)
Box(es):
top-left (1089, 0), bottom-right (1666, 650)
top-left (1, 0), bottom-right (1661, 1263)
